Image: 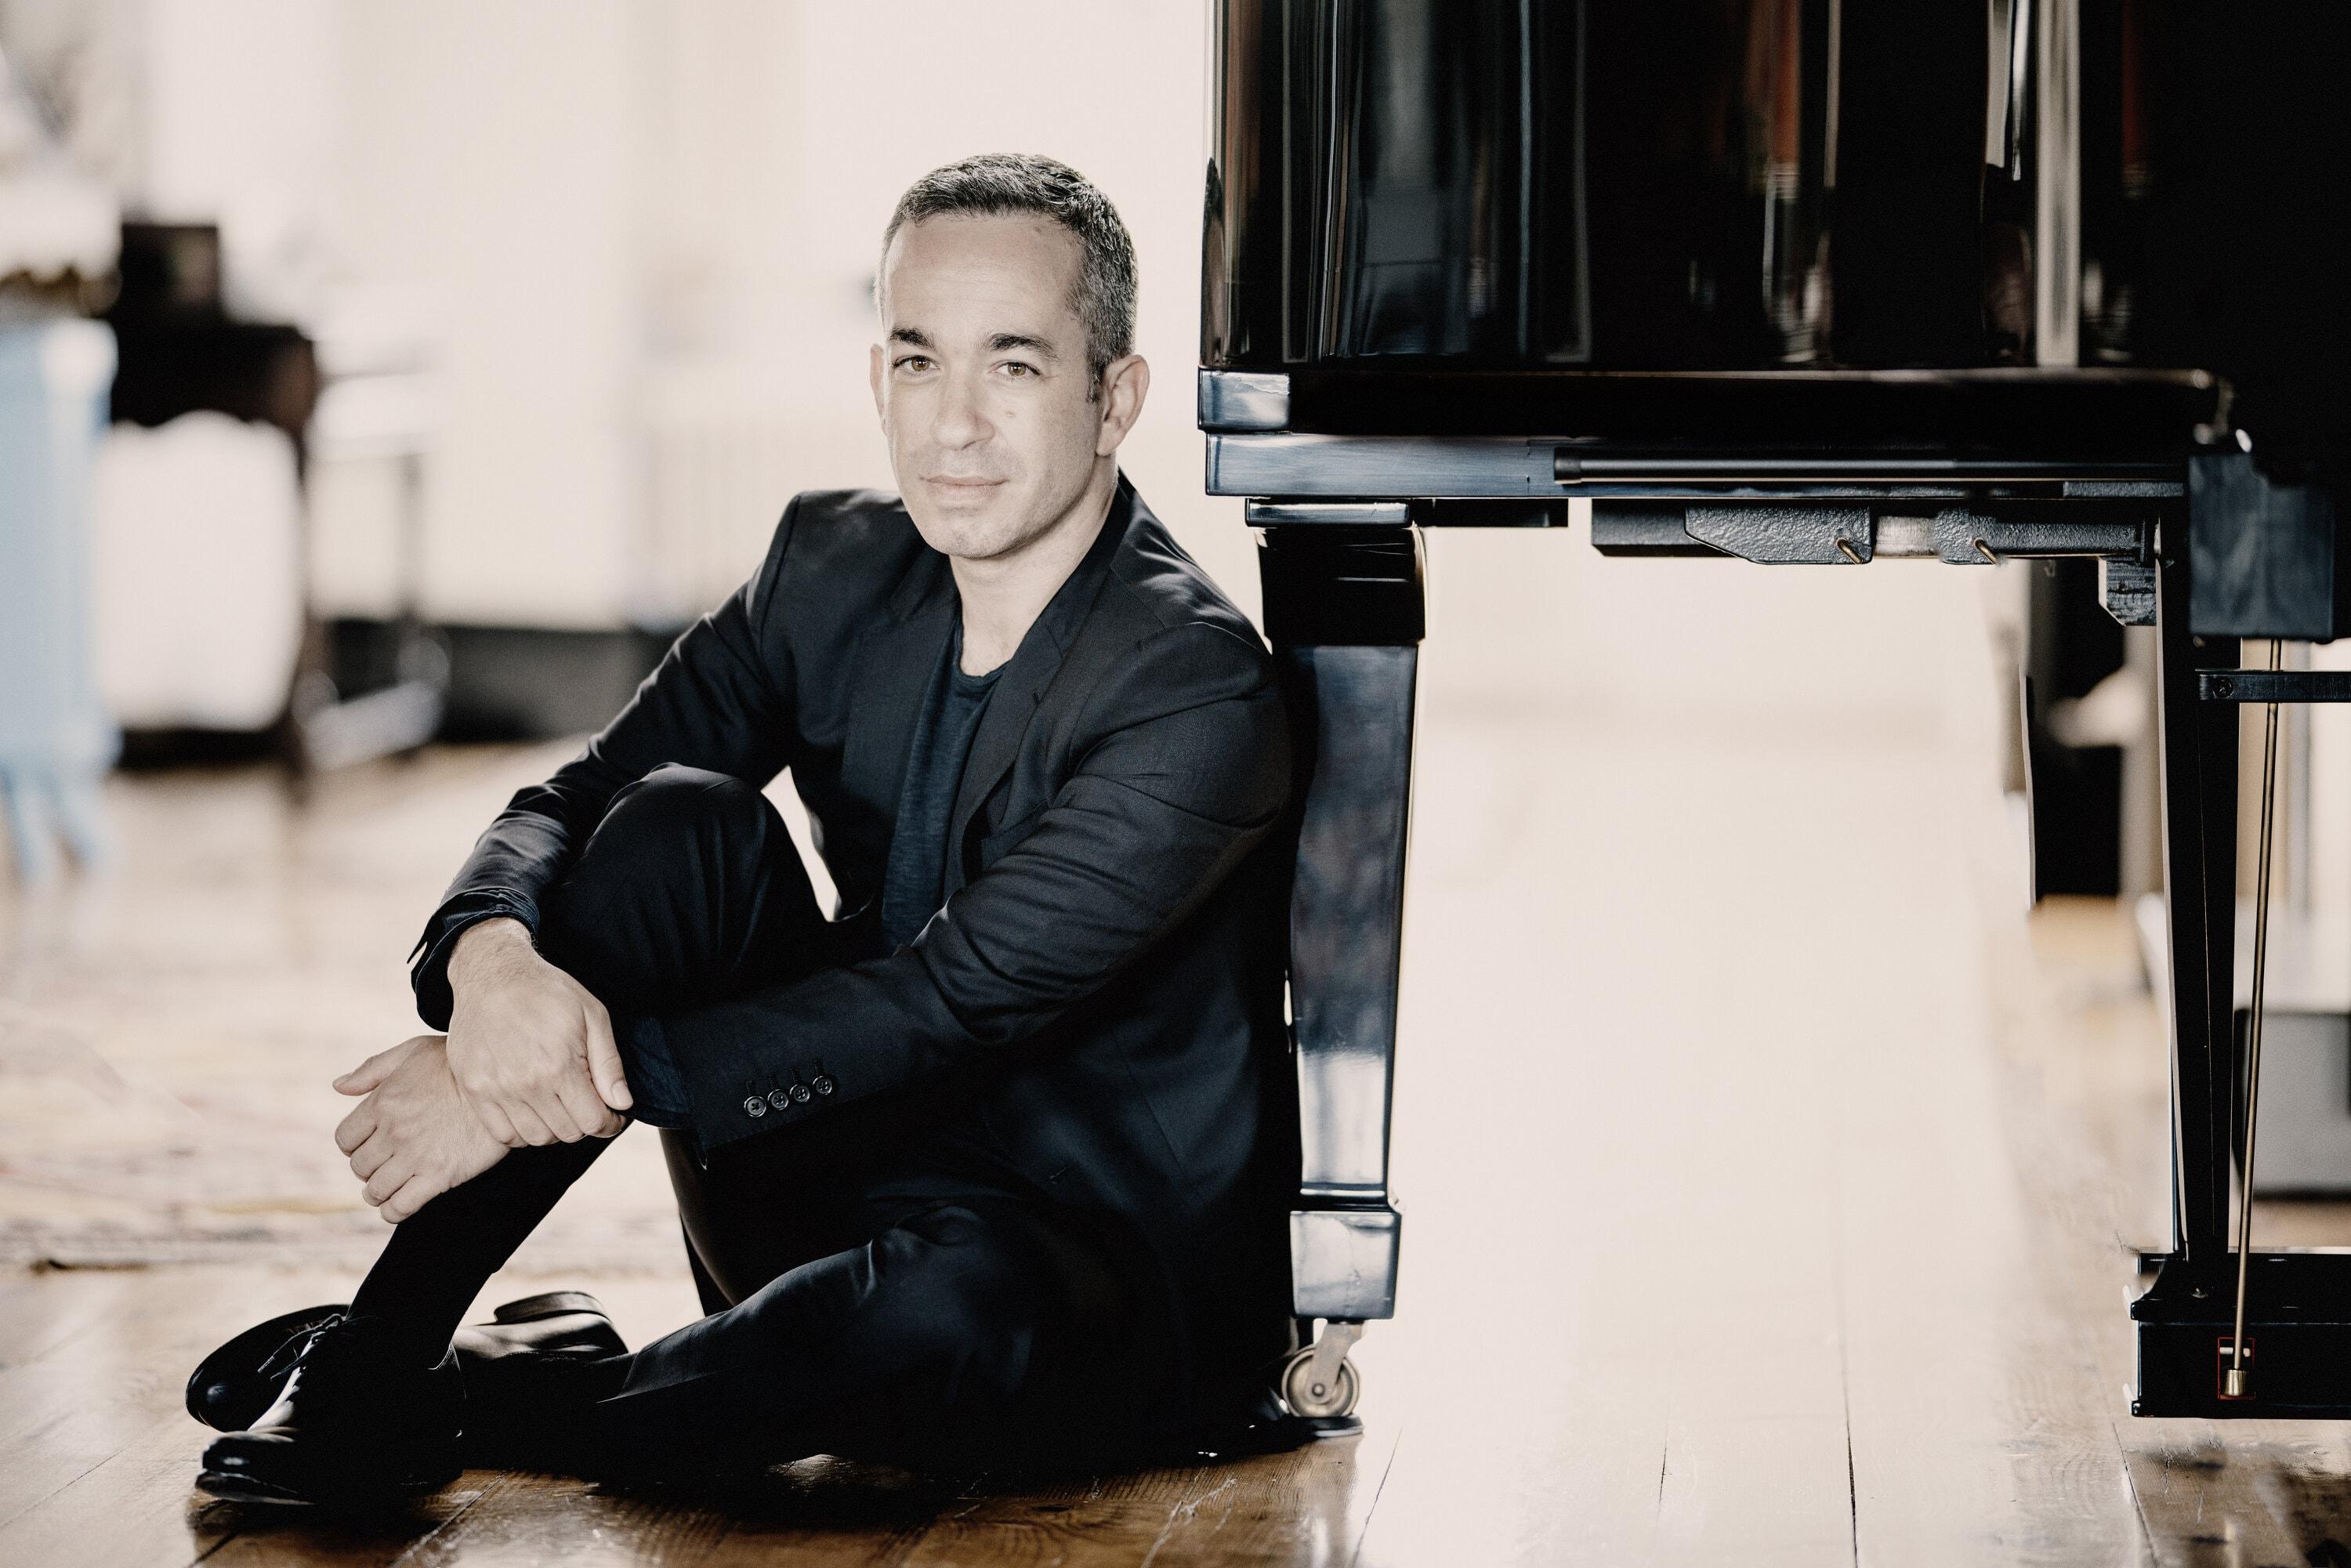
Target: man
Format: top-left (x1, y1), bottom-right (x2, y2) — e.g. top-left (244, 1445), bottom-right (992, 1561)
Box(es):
top-left (192, 154), bottom-right (1299, 1507)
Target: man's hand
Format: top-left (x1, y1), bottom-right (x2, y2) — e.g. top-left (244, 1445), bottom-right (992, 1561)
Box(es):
top-left (333, 1035), bottom-right (513, 1222)
top-left (426, 917), bottom-right (632, 1146)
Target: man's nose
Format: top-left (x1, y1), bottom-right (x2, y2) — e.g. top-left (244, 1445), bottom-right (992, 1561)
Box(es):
top-left (932, 368), bottom-right (992, 449)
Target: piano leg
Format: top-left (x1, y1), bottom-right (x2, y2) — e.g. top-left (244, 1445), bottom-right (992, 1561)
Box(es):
top-left (2125, 514), bottom-right (2351, 1415)
top-left (2153, 534), bottom-right (2241, 1275)
top-left (1255, 523), bottom-right (1425, 1425)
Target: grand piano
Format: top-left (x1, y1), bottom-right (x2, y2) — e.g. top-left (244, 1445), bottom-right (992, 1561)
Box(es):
top-left (1208, 0), bottom-right (2351, 1422)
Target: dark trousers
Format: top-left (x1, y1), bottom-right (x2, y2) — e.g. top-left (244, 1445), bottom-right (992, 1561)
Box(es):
top-left (350, 764), bottom-right (1188, 1475)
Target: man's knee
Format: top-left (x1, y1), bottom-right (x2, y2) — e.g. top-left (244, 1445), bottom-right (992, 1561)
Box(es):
top-left (606, 764), bottom-right (766, 842)
top-left (570, 766), bottom-right (769, 891)
top-left (536, 765), bottom-right (777, 969)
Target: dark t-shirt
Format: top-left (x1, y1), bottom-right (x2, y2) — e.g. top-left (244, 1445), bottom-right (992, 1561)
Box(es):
top-left (878, 620), bottom-right (1002, 950)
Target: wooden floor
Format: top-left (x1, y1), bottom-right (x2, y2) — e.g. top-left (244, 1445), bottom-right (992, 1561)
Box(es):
top-left (12, 633), bottom-right (2351, 1562)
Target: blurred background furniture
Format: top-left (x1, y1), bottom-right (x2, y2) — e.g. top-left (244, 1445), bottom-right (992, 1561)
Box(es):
top-left (96, 222), bottom-right (308, 762)
top-left (0, 318), bottom-right (118, 880)
top-left (0, 34), bottom-right (120, 880)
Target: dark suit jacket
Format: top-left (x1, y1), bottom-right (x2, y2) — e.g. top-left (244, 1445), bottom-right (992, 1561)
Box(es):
top-left (411, 473), bottom-right (1299, 1418)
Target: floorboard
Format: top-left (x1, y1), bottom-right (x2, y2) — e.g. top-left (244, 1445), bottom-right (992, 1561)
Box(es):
top-left (0, 1269), bottom-right (251, 1532)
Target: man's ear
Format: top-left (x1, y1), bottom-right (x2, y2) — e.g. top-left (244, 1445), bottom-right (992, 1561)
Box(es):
top-left (869, 343), bottom-right (886, 419)
top-left (1093, 353), bottom-right (1150, 457)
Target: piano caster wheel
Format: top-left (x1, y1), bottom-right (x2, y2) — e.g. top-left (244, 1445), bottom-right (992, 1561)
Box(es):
top-left (1280, 1344), bottom-right (1361, 1419)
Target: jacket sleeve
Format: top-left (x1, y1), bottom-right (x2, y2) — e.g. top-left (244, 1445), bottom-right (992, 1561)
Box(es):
top-left (408, 498), bottom-right (804, 1029)
top-left (656, 618), bottom-right (1291, 1150)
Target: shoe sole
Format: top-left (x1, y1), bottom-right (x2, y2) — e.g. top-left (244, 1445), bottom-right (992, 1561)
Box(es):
top-left (194, 1464), bottom-right (458, 1509)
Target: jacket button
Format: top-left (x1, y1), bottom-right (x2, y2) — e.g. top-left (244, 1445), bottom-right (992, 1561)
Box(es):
top-left (766, 1087), bottom-right (793, 1111)
top-left (811, 1074), bottom-right (835, 1096)
top-left (788, 1081), bottom-right (813, 1104)
top-left (742, 1095), bottom-right (767, 1118)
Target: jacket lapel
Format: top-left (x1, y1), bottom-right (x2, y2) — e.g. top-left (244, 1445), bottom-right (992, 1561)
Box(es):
top-left (942, 476), bottom-right (1138, 891)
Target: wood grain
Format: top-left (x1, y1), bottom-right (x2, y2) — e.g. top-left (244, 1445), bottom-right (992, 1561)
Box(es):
top-left (0, 1268), bottom-right (248, 1531)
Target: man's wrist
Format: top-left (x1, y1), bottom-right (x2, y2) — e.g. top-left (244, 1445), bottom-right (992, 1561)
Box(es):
top-left (448, 917), bottom-right (532, 988)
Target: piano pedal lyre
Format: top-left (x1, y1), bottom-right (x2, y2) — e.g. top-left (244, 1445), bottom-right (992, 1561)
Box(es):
top-left (2220, 638), bottom-right (2288, 1400)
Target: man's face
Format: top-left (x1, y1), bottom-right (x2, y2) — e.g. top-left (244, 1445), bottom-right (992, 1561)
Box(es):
top-left (870, 214), bottom-right (1120, 562)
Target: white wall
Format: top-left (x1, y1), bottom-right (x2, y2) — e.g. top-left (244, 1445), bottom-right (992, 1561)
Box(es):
top-left (137, 0), bottom-right (336, 224)
top-left (328, 0), bottom-right (643, 629)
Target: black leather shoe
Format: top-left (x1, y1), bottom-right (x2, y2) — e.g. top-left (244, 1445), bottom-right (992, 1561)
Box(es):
top-left (196, 1315), bottom-right (463, 1508)
top-left (187, 1291), bottom-right (625, 1436)
top-left (453, 1292), bottom-right (631, 1470)
top-left (451, 1291), bottom-right (627, 1374)
top-left (186, 1302), bottom-right (346, 1434)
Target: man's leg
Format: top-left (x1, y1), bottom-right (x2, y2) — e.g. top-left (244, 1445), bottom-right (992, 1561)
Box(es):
top-left (575, 1197), bottom-right (1188, 1479)
top-left (199, 766), bottom-right (824, 1505)
top-left (345, 764), bottom-right (829, 1360)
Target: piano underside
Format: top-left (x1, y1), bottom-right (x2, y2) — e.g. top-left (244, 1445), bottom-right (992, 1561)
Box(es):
top-left (1204, 0), bottom-right (2351, 1421)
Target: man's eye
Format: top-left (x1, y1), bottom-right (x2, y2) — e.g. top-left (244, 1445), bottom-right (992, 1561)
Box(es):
top-left (1001, 361), bottom-right (1037, 378)
top-left (895, 356), bottom-right (933, 372)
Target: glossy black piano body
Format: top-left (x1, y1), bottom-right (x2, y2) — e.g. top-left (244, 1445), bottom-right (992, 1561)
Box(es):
top-left (1208, 0), bottom-right (2351, 1420)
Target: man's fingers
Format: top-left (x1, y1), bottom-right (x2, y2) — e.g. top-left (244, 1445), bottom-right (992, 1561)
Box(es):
top-left (334, 1039), bottom-right (418, 1097)
top-left (381, 1172), bottom-right (443, 1224)
top-left (462, 1089), bottom-right (522, 1149)
top-left (362, 1151), bottom-right (417, 1208)
top-left (583, 1002), bottom-right (632, 1112)
top-left (334, 1100), bottom-right (379, 1156)
top-left (553, 1075), bottom-right (619, 1142)
top-left (530, 1088), bottom-right (587, 1144)
top-left (480, 1099), bottom-right (523, 1147)
top-left (503, 1099), bottom-right (559, 1147)
top-left (348, 1128), bottom-right (393, 1182)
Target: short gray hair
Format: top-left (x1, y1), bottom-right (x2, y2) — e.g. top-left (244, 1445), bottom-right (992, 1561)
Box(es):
top-left (878, 153), bottom-right (1138, 392)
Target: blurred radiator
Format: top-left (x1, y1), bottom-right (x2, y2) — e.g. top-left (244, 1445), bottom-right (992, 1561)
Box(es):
top-left (640, 362), bottom-right (892, 622)
top-left (642, 364), bottom-right (800, 622)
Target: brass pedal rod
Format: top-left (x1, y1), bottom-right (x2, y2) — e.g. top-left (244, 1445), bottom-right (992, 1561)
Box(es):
top-left (2226, 637), bottom-right (2287, 1400)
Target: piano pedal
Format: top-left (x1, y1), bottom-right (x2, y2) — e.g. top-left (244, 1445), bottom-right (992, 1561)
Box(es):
top-left (2218, 1335), bottom-right (2256, 1400)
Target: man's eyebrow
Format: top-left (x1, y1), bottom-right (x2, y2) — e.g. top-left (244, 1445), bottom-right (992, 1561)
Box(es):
top-left (988, 333), bottom-right (1060, 360)
top-left (886, 328), bottom-right (1061, 360)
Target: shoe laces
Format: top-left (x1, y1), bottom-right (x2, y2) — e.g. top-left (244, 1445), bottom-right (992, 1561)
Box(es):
top-left (254, 1311), bottom-right (350, 1385)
